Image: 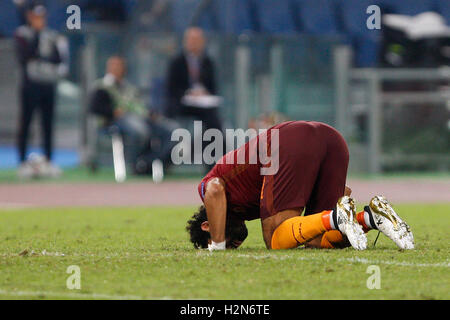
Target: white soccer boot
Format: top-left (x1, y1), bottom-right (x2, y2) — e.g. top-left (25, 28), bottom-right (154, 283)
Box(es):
top-left (367, 196), bottom-right (414, 250)
top-left (335, 196), bottom-right (367, 250)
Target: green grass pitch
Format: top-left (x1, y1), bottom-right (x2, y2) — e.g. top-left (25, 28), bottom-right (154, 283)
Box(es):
top-left (0, 204), bottom-right (448, 300)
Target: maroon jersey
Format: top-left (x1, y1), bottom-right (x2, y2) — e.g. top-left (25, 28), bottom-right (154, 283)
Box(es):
top-left (198, 121), bottom-right (349, 221)
top-left (197, 122), bottom-right (280, 220)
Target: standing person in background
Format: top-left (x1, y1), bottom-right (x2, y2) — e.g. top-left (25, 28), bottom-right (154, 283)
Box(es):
top-left (14, 2), bottom-right (69, 178)
top-left (166, 27), bottom-right (223, 172)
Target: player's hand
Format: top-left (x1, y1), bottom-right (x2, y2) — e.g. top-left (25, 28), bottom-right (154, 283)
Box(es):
top-left (208, 241), bottom-right (226, 252)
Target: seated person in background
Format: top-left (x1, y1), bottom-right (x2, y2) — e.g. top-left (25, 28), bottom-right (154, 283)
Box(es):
top-left (166, 27), bottom-right (223, 171)
top-left (89, 55), bottom-right (176, 176)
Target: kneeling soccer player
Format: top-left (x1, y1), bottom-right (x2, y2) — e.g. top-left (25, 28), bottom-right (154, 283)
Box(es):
top-left (186, 121), bottom-right (414, 251)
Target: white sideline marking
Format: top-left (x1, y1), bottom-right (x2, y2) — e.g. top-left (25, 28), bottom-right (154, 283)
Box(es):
top-left (0, 289), bottom-right (171, 300)
top-left (234, 254), bottom-right (450, 268)
top-left (2, 251), bottom-right (448, 269)
top-left (342, 256), bottom-right (450, 268)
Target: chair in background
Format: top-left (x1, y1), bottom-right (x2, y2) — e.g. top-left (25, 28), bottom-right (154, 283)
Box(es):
top-left (170, 0), bottom-right (217, 34)
top-left (294, 0), bottom-right (340, 35)
top-left (212, 0), bottom-right (255, 35)
top-left (254, 0), bottom-right (297, 34)
top-left (435, 0), bottom-right (450, 25)
top-left (338, 0), bottom-right (384, 67)
top-left (382, 0), bottom-right (435, 16)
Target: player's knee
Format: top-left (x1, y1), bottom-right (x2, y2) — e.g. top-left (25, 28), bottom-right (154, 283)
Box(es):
top-left (271, 218), bottom-right (300, 250)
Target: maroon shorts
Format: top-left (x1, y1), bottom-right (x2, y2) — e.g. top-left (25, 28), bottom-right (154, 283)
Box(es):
top-left (260, 121), bottom-right (349, 220)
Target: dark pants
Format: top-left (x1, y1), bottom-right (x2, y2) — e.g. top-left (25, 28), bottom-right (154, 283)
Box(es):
top-left (145, 116), bottom-right (179, 167)
top-left (114, 114), bottom-right (178, 173)
top-left (180, 106), bottom-right (223, 133)
top-left (17, 84), bottom-right (56, 163)
top-left (113, 113), bottom-right (150, 165)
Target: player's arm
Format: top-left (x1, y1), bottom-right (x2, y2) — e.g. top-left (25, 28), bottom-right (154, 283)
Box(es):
top-left (203, 177), bottom-right (227, 249)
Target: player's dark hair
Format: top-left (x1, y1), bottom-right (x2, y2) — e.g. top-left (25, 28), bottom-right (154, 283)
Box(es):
top-left (186, 206), bottom-right (248, 249)
top-left (186, 206), bottom-right (209, 249)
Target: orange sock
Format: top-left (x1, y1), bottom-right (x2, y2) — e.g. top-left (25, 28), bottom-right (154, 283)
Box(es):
top-left (271, 211), bottom-right (332, 249)
top-left (356, 210), bottom-right (371, 233)
top-left (320, 230), bottom-right (348, 249)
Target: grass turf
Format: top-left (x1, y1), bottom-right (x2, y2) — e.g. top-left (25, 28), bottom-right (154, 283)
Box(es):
top-left (0, 204), bottom-right (448, 300)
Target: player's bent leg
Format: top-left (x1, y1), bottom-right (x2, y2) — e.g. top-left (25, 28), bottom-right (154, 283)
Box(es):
top-left (357, 195), bottom-right (414, 250)
top-left (304, 231), bottom-right (352, 249)
top-left (271, 197), bottom-right (366, 250)
top-left (317, 196), bottom-right (367, 250)
top-left (271, 211), bottom-right (330, 249)
top-left (320, 230), bottom-right (351, 249)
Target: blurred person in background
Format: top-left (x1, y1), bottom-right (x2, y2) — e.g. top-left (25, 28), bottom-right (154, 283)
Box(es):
top-left (89, 56), bottom-right (177, 178)
top-left (166, 27), bottom-right (223, 171)
top-left (14, 1), bottom-right (69, 179)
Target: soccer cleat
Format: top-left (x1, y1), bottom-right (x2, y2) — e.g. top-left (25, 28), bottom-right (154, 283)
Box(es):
top-left (335, 196), bottom-right (367, 250)
top-left (368, 196), bottom-right (414, 250)
top-left (40, 160), bottom-right (62, 178)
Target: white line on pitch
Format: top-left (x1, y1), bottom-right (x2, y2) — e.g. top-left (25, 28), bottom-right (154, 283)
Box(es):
top-left (341, 256), bottom-right (450, 268)
top-left (0, 289), bottom-right (171, 300)
top-left (234, 254), bottom-right (450, 268)
top-left (2, 251), bottom-right (448, 269)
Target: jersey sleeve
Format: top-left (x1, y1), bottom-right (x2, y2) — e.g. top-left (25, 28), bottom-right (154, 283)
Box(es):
top-left (197, 176), bottom-right (217, 202)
